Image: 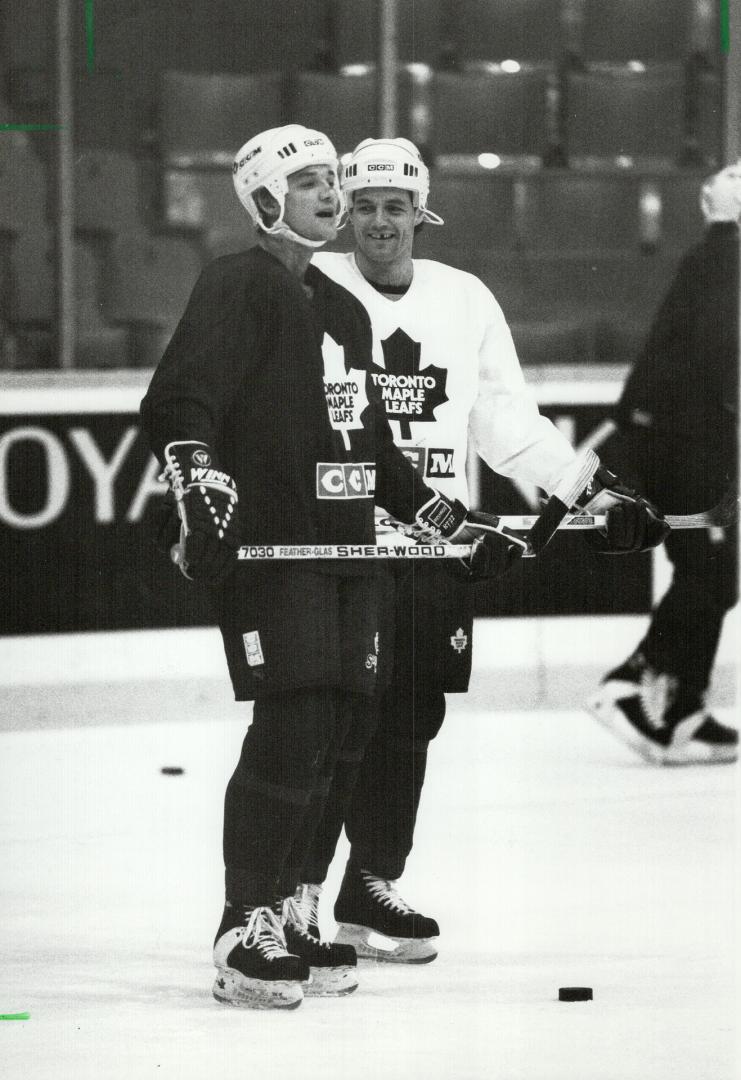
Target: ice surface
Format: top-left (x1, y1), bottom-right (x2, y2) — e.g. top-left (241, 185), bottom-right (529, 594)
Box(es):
top-left (0, 622), bottom-right (737, 1080)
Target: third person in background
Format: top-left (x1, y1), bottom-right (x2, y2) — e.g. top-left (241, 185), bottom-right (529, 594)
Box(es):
top-left (588, 162), bottom-right (739, 765)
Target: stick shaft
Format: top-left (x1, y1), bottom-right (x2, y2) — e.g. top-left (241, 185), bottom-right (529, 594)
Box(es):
top-left (231, 503), bottom-right (733, 562)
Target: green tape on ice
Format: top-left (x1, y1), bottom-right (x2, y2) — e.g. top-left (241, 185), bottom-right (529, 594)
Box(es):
top-left (0, 1012), bottom-right (30, 1020)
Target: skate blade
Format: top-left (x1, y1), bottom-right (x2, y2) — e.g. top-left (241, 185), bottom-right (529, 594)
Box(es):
top-left (303, 965), bottom-right (359, 997)
top-left (212, 969), bottom-right (304, 1009)
top-left (335, 923), bottom-right (438, 964)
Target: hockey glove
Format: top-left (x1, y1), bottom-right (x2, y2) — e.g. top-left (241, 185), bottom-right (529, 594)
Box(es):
top-left (409, 493), bottom-right (527, 580)
top-left (575, 465), bottom-right (669, 553)
top-left (160, 441), bottom-right (240, 580)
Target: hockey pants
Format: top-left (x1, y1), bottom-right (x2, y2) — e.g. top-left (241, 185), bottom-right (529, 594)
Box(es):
top-left (223, 687), bottom-right (377, 906)
top-left (302, 681), bottom-right (447, 884)
top-left (637, 523), bottom-right (738, 696)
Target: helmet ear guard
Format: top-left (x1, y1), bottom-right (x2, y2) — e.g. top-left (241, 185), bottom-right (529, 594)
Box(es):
top-left (232, 124), bottom-right (343, 247)
top-left (341, 137), bottom-right (443, 225)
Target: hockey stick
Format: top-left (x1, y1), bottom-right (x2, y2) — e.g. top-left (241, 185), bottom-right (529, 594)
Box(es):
top-left (230, 491), bottom-right (737, 562)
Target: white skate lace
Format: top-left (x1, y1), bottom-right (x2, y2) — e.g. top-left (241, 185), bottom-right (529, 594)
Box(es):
top-left (234, 905), bottom-right (287, 960)
top-left (362, 871), bottom-right (416, 915)
top-left (282, 887), bottom-right (331, 949)
top-left (638, 667), bottom-right (678, 731)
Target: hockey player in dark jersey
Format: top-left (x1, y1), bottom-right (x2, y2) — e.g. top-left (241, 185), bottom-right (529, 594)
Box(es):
top-left (140, 125), bottom-right (526, 1009)
top-left (588, 163), bottom-right (739, 764)
top-left (301, 137), bottom-right (670, 963)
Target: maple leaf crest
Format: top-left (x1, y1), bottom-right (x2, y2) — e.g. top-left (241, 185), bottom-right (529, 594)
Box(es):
top-left (369, 327), bottom-right (448, 439)
top-left (321, 332), bottom-right (370, 450)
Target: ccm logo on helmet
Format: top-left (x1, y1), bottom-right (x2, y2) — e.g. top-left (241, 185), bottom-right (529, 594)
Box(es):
top-left (367, 163), bottom-right (395, 171)
top-left (304, 138), bottom-right (324, 147)
top-left (316, 462), bottom-right (376, 499)
top-left (233, 146), bottom-right (261, 173)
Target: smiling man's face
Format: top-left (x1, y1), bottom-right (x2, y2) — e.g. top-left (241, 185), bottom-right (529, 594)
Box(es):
top-left (348, 187), bottom-right (422, 272)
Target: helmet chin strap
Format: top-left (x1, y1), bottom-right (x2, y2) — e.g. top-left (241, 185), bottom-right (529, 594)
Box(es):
top-left (263, 219), bottom-right (329, 248)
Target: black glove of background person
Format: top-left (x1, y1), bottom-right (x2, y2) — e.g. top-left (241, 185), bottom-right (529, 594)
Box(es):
top-left (576, 466), bottom-right (670, 554)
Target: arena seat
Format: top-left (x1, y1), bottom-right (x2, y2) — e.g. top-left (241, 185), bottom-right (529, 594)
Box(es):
top-left (452, 0), bottom-right (563, 63)
top-left (515, 172), bottom-right (641, 253)
top-left (523, 250), bottom-right (684, 362)
top-left (565, 64), bottom-right (686, 166)
top-left (430, 65), bottom-right (550, 160)
top-left (161, 71), bottom-right (284, 168)
top-left (413, 172), bottom-right (518, 253)
top-left (289, 69), bottom-right (397, 155)
top-left (162, 169), bottom-right (251, 233)
top-left (650, 172), bottom-right (707, 252)
top-left (75, 151), bottom-right (143, 235)
top-left (0, 142), bottom-right (47, 232)
top-left (579, 0), bottom-right (692, 62)
top-left (330, 0), bottom-right (445, 66)
top-left (8, 233), bottom-right (129, 367)
top-left (103, 234), bottom-right (202, 328)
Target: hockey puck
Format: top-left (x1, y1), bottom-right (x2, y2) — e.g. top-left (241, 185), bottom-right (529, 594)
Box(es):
top-left (160, 766), bottom-right (184, 776)
top-left (558, 987), bottom-right (593, 1002)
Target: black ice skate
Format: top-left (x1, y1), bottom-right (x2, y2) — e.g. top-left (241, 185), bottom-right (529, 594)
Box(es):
top-left (588, 656), bottom-right (738, 766)
top-left (334, 865), bottom-right (439, 963)
top-left (212, 903), bottom-right (309, 1009)
top-left (281, 885), bottom-right (358, 996)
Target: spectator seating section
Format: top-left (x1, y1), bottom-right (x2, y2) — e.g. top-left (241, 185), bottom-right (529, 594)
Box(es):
top-left (431, 65), bottom-right (550, 159)
top-left (579, 0), bottom-right (693, 62)
top-left (651, 171), bottom-right (708, 253)
top-left (331, 0), bottom-right (446, 67)
top-left (565, 64), bottom-right (686, 166)
top-left (75, 150), bottom-right (144, 235)
top-left (0, 141), bottom-right (47, 231)
top-left (451, 0), bottom-right (563, 63)
top-left (413, 172), bottom-right (519, 254)
top-left (290, 69), bottom-right (406, 154)
top-left (161, 71), bottom-right (284, 168)
top-left (515, 172), bottom-right (641, 252)
top-left (162, 168), bottom-right (249, 233)
top-left (104, 234), bottom-right (202, 328)
top-left (7, 232), bottom-right (129, 367)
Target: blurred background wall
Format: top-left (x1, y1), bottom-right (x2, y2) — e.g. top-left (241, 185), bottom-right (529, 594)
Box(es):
top-left (0, 0), bottom-right (736, 633)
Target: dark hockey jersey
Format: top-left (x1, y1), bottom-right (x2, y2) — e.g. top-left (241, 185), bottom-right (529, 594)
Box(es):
top-left (140, 247), bottom-right (433, 552)
top-left (616, 223), bottom-right (738, 449)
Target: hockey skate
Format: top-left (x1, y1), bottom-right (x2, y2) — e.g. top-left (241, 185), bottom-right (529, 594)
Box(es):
top-left (281, 885), bottom-right (358, 996)
top-left (334, 865), bottom-right (439, 963)
top-left (588, 657), bottom-right (738, 766)
top-left (212, 903), bottom-right (309, 1009)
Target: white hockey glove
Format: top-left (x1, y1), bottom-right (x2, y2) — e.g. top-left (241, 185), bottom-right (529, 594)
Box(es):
top-left (408, 493), bottom-right (527, 580)
top-left (573, 464), bottom-right (669, 553)
top-left (160, 441), bottom-right (239, 580)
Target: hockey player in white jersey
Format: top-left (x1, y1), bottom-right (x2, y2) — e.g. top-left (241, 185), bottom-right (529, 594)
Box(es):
top-left (302, 137), bottom-right (669, 963)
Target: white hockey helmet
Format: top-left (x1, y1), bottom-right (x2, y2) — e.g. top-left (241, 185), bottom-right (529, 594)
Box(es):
top-left (700, 160), bottom-right (741, 224)
top-left (232, 124), bottom-right (342, 247)
top-left (341, 137), bottom-right (443, 224)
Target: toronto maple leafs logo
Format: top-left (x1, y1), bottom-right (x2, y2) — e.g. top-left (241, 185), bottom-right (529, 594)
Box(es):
top-left (369, 328), bottom-right (448, 439)
top-left (321, 333), bottom-right (370, 450)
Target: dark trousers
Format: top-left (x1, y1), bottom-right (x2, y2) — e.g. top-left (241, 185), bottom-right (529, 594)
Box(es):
top-left (223, 687), bottom-right (377, 905)
top-left (302, 562), bottom-right (471, 884)
top-left (638, 524), bottom-right (737, 695)
top-left (604, 427), bottom-right (738, 695)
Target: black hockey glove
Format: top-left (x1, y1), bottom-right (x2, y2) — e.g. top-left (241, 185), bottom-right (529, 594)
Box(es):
top-left (574, 465), bottom-right (670, 554)
top-left (160, 441), bottom-right (240, 581)
top-left (409, 493), bottom-right (527, 580)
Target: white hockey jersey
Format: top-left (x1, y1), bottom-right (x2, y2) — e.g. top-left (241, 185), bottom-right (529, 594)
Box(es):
top-left (312, 252), bottom-right (576, 509)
